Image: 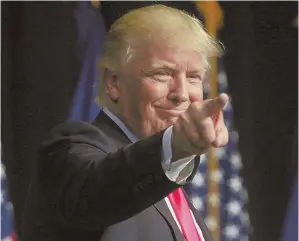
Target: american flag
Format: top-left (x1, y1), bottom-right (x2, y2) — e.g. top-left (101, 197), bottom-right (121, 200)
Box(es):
top-left (185, 58), bottom-right (251, 241)
top-left (1, 162), bottom-right (16, 241)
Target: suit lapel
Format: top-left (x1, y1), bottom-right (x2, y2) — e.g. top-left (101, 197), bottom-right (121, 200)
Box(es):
top-left (154, 200), bottom-right (185, 241)
top-left (154, 190), bottom-right (214, 241)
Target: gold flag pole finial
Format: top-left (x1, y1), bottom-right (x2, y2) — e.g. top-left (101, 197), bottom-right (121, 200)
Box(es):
top-left (195, 1), bottom-right (223, 37)
top-left (91, 0), bottom-right (101, 9)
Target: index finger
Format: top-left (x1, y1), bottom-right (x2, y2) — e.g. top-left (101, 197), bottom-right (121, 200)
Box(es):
top-left (201, 93), bottom-right (229, 118)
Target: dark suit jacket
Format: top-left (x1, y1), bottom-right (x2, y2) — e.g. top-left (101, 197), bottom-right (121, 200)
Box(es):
top-left (21, 111), bottom-right (213, 241)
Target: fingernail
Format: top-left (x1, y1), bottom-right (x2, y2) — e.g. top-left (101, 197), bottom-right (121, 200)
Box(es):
top-left (222, 103), bottom-right (227, 110)
top-left (222, 96), bottom-right (230, 110)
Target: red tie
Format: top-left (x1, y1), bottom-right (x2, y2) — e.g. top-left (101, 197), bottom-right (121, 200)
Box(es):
top-left (168, 188), bottom-right (202, 241)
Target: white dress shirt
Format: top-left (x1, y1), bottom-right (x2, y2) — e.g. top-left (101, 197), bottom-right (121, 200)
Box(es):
top-left (102, 108), bottom-right (205, 241)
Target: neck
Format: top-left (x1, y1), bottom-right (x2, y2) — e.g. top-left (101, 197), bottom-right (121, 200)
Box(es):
top-left (105, 104), bottom-right (143, 139)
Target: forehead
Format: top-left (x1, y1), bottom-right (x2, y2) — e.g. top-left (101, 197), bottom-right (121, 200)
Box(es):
top-left (126, 40), bottom-right (207, 73)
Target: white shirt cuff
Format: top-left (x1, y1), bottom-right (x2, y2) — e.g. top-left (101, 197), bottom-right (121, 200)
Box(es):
top-left (161, 126), bottom-right (196, 184)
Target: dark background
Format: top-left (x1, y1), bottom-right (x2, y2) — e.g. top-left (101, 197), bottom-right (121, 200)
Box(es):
top-left (2, 2), bottom-right (298, 241)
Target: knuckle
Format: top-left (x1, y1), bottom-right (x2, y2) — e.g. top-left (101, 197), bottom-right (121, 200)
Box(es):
top-left (190, 140), bottom-right (208, 155)
top-left (206, 134), bottom-right (216, 144)
top-left (179, 112), bottom-right (188, 122)
top-left (198, 118), bottom-right (214, 131)
top-left (215, 129), bottom-right (229, 147)
top-left (189, 102), bottom-right (201, 112)
top-left (173, 121), bottom-right (182, 133)
top-left (220, 128), bottom-right (229, 143)
top-left (201, 128), bottom-right (216, 143)
top-left (187, 130), bottom-right (201, 142)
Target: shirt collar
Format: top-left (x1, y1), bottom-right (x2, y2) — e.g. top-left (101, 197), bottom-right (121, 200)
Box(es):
top-left (102, 108), bottom-right (139, 143)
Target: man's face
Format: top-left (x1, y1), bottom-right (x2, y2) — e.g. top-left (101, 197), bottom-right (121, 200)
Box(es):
top-left (113, 41), bottom-right (207, 138)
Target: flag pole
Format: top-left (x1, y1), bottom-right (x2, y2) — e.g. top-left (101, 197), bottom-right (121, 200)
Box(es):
top-left (195, 2), bottom-right (223, 241)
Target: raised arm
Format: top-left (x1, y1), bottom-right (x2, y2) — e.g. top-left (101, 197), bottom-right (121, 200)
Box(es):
top-left (37, 121), bottom-right (195, 230)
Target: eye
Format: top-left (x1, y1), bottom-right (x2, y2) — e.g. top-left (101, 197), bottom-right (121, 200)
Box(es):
top-left (187, 75), bottom-right (202, 84)
top-left (141, 70), bottom-right (173, 83)
top-left (153, 72), bottom-right (172, 82)
top-left (153, 71), bottom-right (172, 77)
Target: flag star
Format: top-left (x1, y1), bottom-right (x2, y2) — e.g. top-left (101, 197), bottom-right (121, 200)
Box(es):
top-left (230, 152), bottom-right (242, 170)
top-left (218, 71), bottom-right (228, 89)
top-left (205, 216), bottom-right (217, 231)
top-left (0, 191), bottom-right (4, 205)
top-left (224, 119), bottom-right (232, 130)
top-left (3, 235), bottom-right (14, 241)
top-left (6, 202), bottom-right (14, 212)
top-left (241, 211), bottom-right (250, 226)
top-left (223, 224), bottom-right (239, 239)
top-left (193, 172), bottom-right (205, 187)
top-left (200, 154), bottom-right (207, 164)
top-left (208, 193), bottom-right (220, 207)
top-left (0, 163), bottom-right (6, 179)
top-left (241, 188), bottom-right (249, 202)
top-left (227, 200), bottom-right (242, 216)
top-left (210, 169), bottom-right (223, 184)
top-left (215, 147), bottom-right (227, 160)
top-left (228, 176), bottom-right (242, 193)
top-left (292, 15), bottom-right (298, 28)
top-left (230, 130), bottom-right (239, 143)
top-left (241, 236), bottom-right (249, 241)
top-left (192, 196), bottom-right (204, 211)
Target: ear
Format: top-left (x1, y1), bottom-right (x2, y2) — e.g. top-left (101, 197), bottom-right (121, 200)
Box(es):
top-left (102, 68), bottom-right (119, 102)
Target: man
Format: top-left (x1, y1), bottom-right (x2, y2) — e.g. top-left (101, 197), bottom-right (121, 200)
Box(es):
top-left (22, 5), bottom-right (229, 241)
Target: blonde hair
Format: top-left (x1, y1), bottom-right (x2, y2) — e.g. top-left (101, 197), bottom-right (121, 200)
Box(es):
top-left (96, 4), bottom-right (223, 106)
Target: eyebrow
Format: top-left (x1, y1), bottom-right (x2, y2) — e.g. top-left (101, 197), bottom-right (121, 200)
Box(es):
top-left (150, 62), bottom-right (177, 70)
top-left (187, 69), bottom-right (206, 75)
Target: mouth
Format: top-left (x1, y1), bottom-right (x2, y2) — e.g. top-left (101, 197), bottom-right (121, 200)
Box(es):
top-left (155, 107), bottom-right (186, 117)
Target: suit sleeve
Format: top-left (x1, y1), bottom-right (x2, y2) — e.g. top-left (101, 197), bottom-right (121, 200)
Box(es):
top-left (162, 126), bottom-right (196, 184)
top-left (37, 121), bottom-right (198, 231)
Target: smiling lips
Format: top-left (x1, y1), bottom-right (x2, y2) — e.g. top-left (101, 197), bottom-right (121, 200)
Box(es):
top-left (156, 107), bottom-right (186, 117)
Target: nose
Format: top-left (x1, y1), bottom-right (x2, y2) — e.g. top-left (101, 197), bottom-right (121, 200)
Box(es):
top-left (167, 76), bottom-right (189, 104)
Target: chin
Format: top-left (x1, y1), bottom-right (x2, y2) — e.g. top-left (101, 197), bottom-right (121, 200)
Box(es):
top-left (145, 118), bottom-right (178, 136)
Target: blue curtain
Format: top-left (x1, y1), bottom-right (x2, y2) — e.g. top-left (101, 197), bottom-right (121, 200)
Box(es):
top-left (70, 2), bottom-right (106, 122)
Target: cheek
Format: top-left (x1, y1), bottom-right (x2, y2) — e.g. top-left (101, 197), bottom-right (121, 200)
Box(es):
top-left (188, 85), bottom-right (204, 102)
top-left (139, 80), bottom-right (167, 104)
top-left (121, 80), bottom-right (163, 118)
